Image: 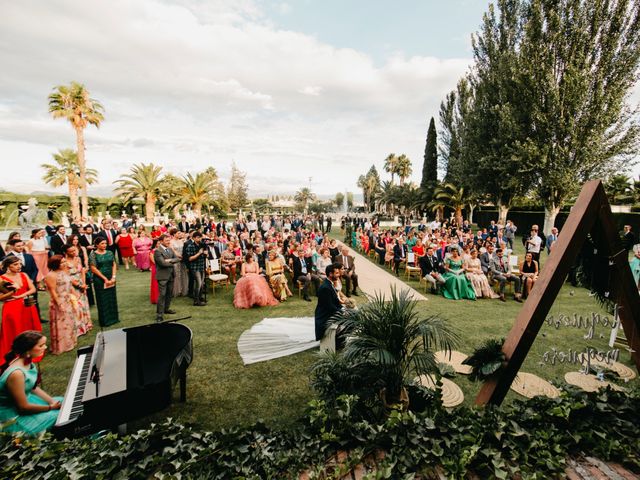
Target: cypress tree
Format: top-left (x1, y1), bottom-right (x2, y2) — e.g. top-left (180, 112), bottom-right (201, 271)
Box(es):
top-left (421, 117), bottom-right (438, 195)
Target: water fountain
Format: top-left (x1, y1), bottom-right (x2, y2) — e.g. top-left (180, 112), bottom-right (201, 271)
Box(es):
top-left (0, 198), bottom-right (49, 241)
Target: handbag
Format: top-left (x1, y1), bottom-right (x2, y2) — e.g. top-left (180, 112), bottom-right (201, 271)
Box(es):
top-left (23, 294), bottom-right (37, 307)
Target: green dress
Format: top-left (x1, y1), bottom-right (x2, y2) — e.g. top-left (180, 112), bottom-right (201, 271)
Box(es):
top-left (0, 363), bottom-right (63, 434)
top-left (89, 251), bottom-right (120, 327)
top-left (631, 256), bottom-right (640, 289)
top-left (441, 258), bottom-right (476, 300)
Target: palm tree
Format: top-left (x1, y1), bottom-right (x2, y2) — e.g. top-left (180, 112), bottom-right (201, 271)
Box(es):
top-left (41, 149), bottom-right (98, 220)
top-left (179, 172), bottom-right (218, 217)
top-left (395, 154), bottom-right (412, 186)
top-left (384, 153), bottom-right (398, 184)
top-left (335, 288), bottom-right (458, 409)
top-left (294, 187), bottom-right (315, 212)
top-left (431, 183), bottom-right (467, 226)
top-left (158, 173), bottom-right (184, 218)
top-left (114, 163), bottom-right (164, 222)
top-left (335, 192), bottom-right (345, 211)
top-left (364, 173), bottom-right (381, 213)
top-left (605, 174), bottom-right (633, 204)
top-left (48, 82), bottom-right (104, 218)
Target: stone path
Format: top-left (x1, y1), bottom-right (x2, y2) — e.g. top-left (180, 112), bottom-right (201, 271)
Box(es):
top-left (337, 241), bottom-right (427, 302)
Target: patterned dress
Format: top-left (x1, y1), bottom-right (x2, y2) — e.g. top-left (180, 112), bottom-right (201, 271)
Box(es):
top-left (89, 251), bottom-right (120, 327)
top-left (49, 271), bottom-right (78, 355)
top-left (67, 258), bottom-right (93, 336)
top-left (133, 236), bottom-right (152, 271)
top-left (170, 239), bottom-right (189, 297)
top-left (0, 363), bottom-right (63, 434)
top-left (464, 258), bottom-right (499, 299)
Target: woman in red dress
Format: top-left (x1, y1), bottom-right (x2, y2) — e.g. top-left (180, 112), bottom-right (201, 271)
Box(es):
top-left (149, 241), bottom-right (159, 305)
top-left (0, 256), bottom-right (42, 360)
top-left (115, 227), bottom-right (135, 270)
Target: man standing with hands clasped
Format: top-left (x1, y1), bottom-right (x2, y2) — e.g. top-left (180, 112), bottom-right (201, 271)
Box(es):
top-left (154, 234), bottom-right (181, 322)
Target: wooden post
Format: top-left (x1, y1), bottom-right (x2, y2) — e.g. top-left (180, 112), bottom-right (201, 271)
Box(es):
top-left (476, 180), bottom-right (640, 406)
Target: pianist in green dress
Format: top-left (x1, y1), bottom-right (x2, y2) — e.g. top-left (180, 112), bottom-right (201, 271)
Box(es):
top-left (0, 331), bottom-right (62, 434)
top-left (89, 238), bottom-right (120, 327)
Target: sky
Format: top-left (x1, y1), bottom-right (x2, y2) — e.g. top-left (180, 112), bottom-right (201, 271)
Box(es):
top-left (0, 0), bottom-right (637, 199)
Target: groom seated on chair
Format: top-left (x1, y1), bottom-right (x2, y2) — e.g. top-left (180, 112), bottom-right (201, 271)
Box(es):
top-left (315, 263), bottom-right (344, 341)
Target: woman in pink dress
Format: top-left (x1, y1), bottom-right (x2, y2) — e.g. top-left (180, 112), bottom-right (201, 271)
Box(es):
top-left (0, 257), bottom-right (42, 360)
top-left (26, 229), bottom-right (49, 290)
top-left (44, 255), bottom-right (78, 355)
top-left (133, 231), bottom-right (152, 271)
top-left (149, 242), bottom-right (159, 305)
top-left (233, 254), bottom-right (279, 309)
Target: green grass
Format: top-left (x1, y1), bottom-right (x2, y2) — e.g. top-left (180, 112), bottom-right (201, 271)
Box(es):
top-left (36, 236), bottom-right (637, 432)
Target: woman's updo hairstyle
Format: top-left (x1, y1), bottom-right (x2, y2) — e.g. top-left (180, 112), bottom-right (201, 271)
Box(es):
top-left (2, 255), bottom-right (21, 271)
top-left (0, 330), bottom-right (43, 374)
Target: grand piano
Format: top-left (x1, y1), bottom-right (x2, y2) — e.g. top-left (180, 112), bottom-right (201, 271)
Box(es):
top-left (53, 322), bottom-right (193, 438)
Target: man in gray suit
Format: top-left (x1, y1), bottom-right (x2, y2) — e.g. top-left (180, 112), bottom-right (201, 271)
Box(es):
top-left (490, 247), bottom-right (523, 303)
top-left (154, 234), bottom-right (181, 322)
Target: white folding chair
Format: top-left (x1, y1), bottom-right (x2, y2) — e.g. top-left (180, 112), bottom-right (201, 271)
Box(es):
top-left (208, 258), bottom-right (229, 293)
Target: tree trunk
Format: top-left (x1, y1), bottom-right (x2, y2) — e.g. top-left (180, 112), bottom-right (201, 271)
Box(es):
top-left (75, 126), bottom-right (89, 218)
top-left (172, 206), bottom-right (180, 219)
top-left (468, 203), bottom-right (476, 223)
top-left (497, 201), bottom-right (509, 226)
top-left (543, 204), bottom-right (561, 235)
top-left (194, 203), bottom-right (202, 218)
top-left (145, 194), bottom-right (156, 222)
top-left (455, 207), bottom-right (463, 227)
top-left (67, 176), bottom-right (81, 220)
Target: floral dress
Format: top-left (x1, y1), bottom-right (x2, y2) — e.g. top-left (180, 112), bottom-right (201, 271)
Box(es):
top-left (67, 257), bottom-right (93, 336)
top-left (49, 271), bottom-right (79, 354)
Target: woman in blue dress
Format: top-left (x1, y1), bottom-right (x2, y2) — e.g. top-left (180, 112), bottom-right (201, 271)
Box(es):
top-left (0, 331), bottom-right (63, 434)
top-left (441, 248), bottom-right (476, 300)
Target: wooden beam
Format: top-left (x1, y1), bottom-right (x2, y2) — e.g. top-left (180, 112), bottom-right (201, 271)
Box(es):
top-left (476, 180), bottom-right (616, 405)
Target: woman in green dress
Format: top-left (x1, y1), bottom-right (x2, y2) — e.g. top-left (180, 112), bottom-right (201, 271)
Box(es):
top-left (0, 331), bottom-right (62, 434)
top-left (89, 238), bottom-right (120, 327)
top-left (441, 248), bottom-right (476, 300)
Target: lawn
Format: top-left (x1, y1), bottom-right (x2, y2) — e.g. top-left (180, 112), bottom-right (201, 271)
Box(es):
top-left (36, 236), bottom-right (637, 433)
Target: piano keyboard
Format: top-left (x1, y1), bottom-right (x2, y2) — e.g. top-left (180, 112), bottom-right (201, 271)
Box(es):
top-left (55, 353), bottom-right (91, 426)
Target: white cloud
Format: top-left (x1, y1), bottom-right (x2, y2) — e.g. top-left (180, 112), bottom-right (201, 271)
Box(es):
top-left (0, 0), bottom-right (473, 196)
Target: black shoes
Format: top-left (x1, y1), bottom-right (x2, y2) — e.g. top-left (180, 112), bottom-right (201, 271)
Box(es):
top-left (303, 295), bottom-right (312, 302)
top-left (352, 290), bottom-right (359, 296)
top-left (156, 316), bottom-right (164, 323)
top-left (164, 309), bottom-right (177, 314)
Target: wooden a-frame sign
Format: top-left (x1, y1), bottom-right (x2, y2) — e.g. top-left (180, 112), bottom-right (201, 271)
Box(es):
top-left (476, 179), bottom-right (640, 406)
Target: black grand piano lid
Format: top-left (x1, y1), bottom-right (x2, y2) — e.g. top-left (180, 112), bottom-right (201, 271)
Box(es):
top-left (124, 322), bottom-right (193, 387)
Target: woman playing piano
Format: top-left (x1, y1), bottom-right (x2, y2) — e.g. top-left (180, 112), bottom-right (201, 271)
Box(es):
top-left (0, 331), bottom-right (62, 434)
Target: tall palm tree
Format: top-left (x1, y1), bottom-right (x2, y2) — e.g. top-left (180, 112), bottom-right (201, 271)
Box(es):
top-left (48, 82), bottom-right (104, 218)
top-left (384, 153), bottom-right (398, 185)
top-left (179, 172), bottom-right (218, 217)
top-left (395, 154), bottom-right (413, 186)
top-left (41, 149), bottom-right (98, 220)
top-left (294, 187), bottom-right (315, 212)
top-left (364, 173), bottom-right (381, 213)
top-left (114, 163), bottom-right (164, 222)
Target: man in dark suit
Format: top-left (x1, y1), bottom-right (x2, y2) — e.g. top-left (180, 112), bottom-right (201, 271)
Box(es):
top-left (153, 234), bottom-right (181, 322)
top-left (392, 238), bottom-right (408, 275)
top-left (291, 247), bottom-right (320, 301)
top-left (50, 225), bottom-right (68, 256)
top-left (337, 246), bottom-right (358, 296)
top-left (79, 225), bottom-right (96, 254)
top-left (622, 225), bottom-right (635, 251)
top-left (5, 239), bottom-right (38, 283)
top-left (96, 220), bottom-right (119, 261)
top-left (314, 263), bottom-right (343, 341)
top-left (419, 245), bottom-right (445, 293)
top-left (178, 215), bottom-right (190, 233)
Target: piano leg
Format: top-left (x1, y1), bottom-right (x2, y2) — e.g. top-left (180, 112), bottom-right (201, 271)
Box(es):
top-left (180, 368), bottom-right (187, 402)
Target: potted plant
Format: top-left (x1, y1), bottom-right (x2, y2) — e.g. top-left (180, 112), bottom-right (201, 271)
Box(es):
top-left (462, 338), bottom-right (506, 382)
top-left (333, 287), bottom-right (458, 411)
